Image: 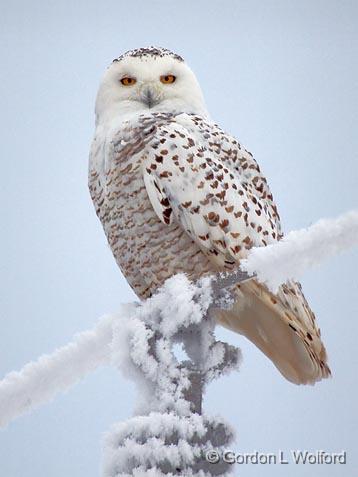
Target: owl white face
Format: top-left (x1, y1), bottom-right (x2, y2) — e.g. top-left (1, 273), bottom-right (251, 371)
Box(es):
top-left (95, 51), bottom-right (208, 125)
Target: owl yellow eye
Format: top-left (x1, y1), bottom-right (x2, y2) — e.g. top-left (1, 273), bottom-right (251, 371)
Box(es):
top-left (120, 77), bottom-right (137, 86)
top-left (160, 75), bottom-right (176, 84)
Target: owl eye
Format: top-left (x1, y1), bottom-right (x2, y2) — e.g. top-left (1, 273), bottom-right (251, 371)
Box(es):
top-left (120, 77), bottom-right (137, 86)
top-left (160, 75), bottom-right (176, 84)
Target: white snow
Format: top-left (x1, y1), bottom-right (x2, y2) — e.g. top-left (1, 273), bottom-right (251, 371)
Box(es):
top-left (103, 413), bottom-right (205, 474)
top-left (103, 411), bottom-right (233, 477)
top-left (105, 274), bottom-right (237, 476)
top-left (0, 314), bottom-right (115, 428)
top-left (111, 274), bottom-right (215, 416)
top-left (241, 210), bottom-right (358, 292)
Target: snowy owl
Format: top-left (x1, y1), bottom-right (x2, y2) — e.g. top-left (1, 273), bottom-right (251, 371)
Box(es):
top-left (89, 47), bottom-right (330, 385)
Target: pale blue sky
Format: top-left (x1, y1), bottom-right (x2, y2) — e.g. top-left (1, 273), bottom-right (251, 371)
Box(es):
top-left (0, 1), bottom-right (357, 476)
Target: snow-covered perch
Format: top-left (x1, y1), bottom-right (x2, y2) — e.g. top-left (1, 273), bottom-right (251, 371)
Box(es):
top-left (0, 209), bottom-right (357, 475)
top-left (241, 209), bottom-right (358, 291)
top-left (0, 210), bottom-right (357, 430)
top-left (104, 274), bottom-right (239, 476)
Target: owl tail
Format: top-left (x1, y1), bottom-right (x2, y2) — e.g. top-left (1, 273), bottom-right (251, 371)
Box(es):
top-left (215, 279), bottom-right (331, 385)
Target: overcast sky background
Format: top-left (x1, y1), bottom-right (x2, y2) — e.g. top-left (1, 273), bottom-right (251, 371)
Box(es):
top-left (0, 1), bottom-right (357, 476)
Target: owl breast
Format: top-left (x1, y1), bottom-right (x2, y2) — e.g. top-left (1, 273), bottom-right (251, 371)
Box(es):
top-left (89, 118), bottom-right (215, 299)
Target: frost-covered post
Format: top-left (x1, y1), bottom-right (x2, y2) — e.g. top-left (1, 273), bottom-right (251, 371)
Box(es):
top-left (103, 272), bottom-right (250, 476)
top-left (1, 211), bottom-right (357, 474)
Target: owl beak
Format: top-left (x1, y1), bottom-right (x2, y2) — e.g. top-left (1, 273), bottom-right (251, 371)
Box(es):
top-left (140, 85), bottom-right (161, 108)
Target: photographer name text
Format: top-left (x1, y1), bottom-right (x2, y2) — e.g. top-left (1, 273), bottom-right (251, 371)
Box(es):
top-left (205, 449), bottom-right (347, 465)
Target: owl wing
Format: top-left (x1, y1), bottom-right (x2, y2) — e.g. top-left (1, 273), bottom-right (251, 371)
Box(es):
top-left (142, 115), bottom-right (281, 266)
top-left (142, 113), bottom-right (330, 384)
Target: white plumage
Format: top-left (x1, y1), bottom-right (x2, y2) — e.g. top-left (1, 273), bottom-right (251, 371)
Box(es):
top-left (89, 47), bottom-right (330, 385)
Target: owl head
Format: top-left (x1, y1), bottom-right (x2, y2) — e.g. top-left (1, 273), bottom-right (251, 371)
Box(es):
top-left (95, 47), bottom-right (208, 125)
